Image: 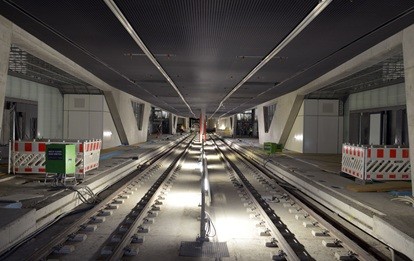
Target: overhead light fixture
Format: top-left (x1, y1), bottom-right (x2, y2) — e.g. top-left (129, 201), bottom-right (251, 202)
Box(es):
top-left (236, 55), bottom-right (288, 60)
top-left (209, 0), bottom-right (332, 120)
top-left (124, 53), bottom-right (176, 58)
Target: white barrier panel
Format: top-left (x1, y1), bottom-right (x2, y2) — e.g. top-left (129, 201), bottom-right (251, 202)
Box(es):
top-left (341, 144), bottom-right (410, 181)
top-left (341, 145), bottom-right (365, 179)
top-left (10, 139), bottom-right (101, 178)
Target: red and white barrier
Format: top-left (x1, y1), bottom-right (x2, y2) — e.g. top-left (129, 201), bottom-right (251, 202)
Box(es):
top-left (341, 144), bottom-right (411, 181)
top-left (10, 139), bottom-right (102, 178)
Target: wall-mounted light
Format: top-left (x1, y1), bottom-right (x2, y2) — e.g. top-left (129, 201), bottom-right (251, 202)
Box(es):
top-left (103, 131), bottom-right (113, 137)
top-left (294, 134), bottom-right (303, 141)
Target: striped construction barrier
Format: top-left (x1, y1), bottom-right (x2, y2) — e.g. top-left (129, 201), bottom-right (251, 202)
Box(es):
top-left (341, 144), bottom-right (410, 181)
top-left (10, 139), bottom-right (102, 178)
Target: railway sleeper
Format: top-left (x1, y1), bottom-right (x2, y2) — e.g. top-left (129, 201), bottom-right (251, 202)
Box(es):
top-left (123, 245), bottom-right (139, 256)
top-left (131, 234), bottom-right (145, 243)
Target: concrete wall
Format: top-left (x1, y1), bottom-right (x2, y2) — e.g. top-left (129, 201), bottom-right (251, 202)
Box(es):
top-left (6, 75), bottom-right (63, 139)
top-left (63, 94), bottom-right (121, 149)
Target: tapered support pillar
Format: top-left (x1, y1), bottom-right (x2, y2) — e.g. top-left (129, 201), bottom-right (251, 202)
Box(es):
top-left (0, 17), bottom-right (12, 138)
top-left (402, 24), bottom-right (414, 197)
top-left (200, 109), bottom-right (206, 142)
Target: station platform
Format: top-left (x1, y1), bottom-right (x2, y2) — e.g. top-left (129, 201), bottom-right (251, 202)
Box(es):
top-left (223, 138), bottom-right (414, 260)
top-left (0, 134), bottom-right (188, 255)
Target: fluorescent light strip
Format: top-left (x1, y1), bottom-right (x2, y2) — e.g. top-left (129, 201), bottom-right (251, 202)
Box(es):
top-left (209, 0), bottom-right (332, 119)
top-left (104, 0), bottom-right (196, 118)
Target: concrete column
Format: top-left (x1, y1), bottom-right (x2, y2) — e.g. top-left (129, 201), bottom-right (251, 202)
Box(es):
top-left (279, 94), bottom-right (304, 145)
top-left (257, 91), bottom-right (300, 145)
top-left (231, 115), bottom-right (236, 136)
top-left (169, 113), bottom-right (177, 135)
top-left (103, 91), bottom-right (129, 145)
top-left (0, 17), bottom-right (12, 138)
top-left (402, 24), bottom-right (414, 196)
top-left (184, 117), bottom-right (189, 131)
top-left (200, 109), bottom-right (206, 142)
top-left (104, 89), bottom-right (151, 145)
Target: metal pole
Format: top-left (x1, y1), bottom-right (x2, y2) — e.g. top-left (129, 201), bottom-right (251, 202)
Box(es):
top-left (12, 105), bottom-right (16, 175)
top-left (198, 140), bottom-right (208, 242)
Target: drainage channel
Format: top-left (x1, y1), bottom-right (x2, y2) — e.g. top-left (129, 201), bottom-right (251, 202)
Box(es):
top-left (211, 135), bottom-right (378, 261)
top-left (2, 135), bottom-right (194, 261)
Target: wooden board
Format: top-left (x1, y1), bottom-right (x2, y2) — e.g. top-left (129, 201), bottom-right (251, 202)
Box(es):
top-left (346, 181), bottom-right (412, 192)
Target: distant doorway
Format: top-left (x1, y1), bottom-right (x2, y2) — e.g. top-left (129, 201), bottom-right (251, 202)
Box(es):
top-left (348, 106), bottom-right (408, 146)
top-left (1, 98), bottom-right (38, 144)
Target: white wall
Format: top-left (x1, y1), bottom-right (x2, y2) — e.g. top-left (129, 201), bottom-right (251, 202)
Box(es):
top-left (216, 116), bottom-right (234, 136)
top-left (306, 100), bottom-right (343, 153)
top-left (5, 75), bottom-right (63, 138)
top-left (347, 83), bottom-right (406, 111)
top-left (344, 83), bottom-right (406, 142)
top-left (63, 94), bottom-right (121, 149)
top-left (284, 99), bottom-right (343, 154)
top-left (285, 103), bottom-right (304, 153)
top-left (217, 117), bottom-right (233, 130)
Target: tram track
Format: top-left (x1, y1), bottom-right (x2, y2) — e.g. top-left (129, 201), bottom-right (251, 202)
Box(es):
top-left (1, 135), bottom-right (194, 261)
top-left (96, 134), bottom-right (193, 260)
top-left (211, 135), bottom-right (382, 261)
top-left (2, 133), bottom-right (400, 260)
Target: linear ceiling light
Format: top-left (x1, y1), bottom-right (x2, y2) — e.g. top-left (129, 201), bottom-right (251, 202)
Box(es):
top-left (104, 0), bottom-right (196, 118)
top-left (209, 0), bottom-right (332, 119)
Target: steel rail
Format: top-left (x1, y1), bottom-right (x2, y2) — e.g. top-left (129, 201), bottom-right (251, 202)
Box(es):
top-left (25, 136), bottom-right (193, 261)
top-left (211, 137), bottom-right (301, 261)
top-left (216, 135), bottom-right (382, 261)
top-left (107, 136), bottom-right (194, 260)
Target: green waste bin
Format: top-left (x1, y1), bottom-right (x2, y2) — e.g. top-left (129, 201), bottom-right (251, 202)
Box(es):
top-left (264, 142), bottom-right (283, 154)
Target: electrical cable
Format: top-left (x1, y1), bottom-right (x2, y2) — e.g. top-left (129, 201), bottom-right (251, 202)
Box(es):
top-left (204, 211), bottom-right (217, 238)
top-left (391, 196), bottom-right (414, 206)
top-left (65, 184), bottom-right (100, 205)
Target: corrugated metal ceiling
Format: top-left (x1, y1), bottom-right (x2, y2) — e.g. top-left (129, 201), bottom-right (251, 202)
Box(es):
top-left (0, 0), bottom-right (413, 117)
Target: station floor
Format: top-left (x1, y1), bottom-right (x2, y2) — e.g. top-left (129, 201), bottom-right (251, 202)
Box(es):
top-left (0, 135), bottom-right (413, 259)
